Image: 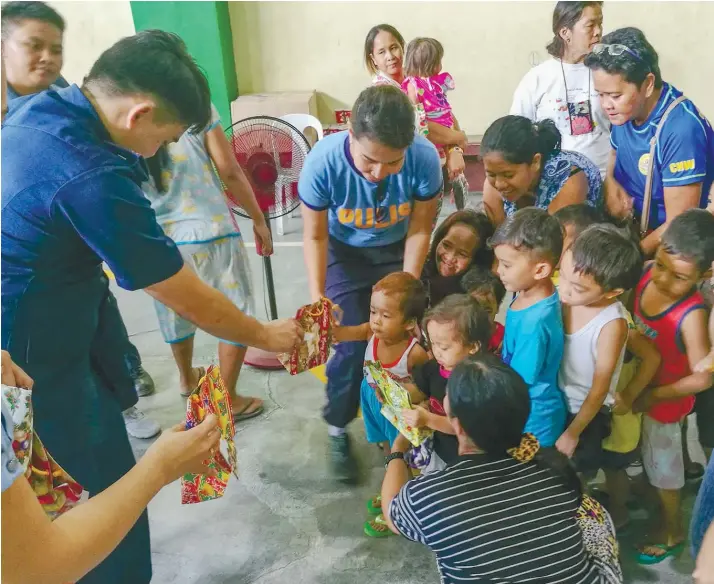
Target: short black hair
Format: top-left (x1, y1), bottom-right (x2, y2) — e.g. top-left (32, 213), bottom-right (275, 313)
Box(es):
top-left (423, 294), bottom-right (492, 348)
top-left (1, 1), bottom-right (64, 39)
top-left (482, 115), bottom-right (562, 166)
top-left (373, 272), bottom-right (427, 323)
top-left (351, 85), bottom-right (415, 150)
top-left (403, 37), bottom-right (444, 78)
top-left (584, 27), bottom-right (662, 89)
top-left (423, 210), bottom-right (495, 281)
top-left (569, 224), bottom-right (644, 291)
top-left (364, 24), bottom-right (404, 75)
top-left (461, 266), bottom-right (506, 307)
top-left (661, 209), bottom-right (714, 272)
top-left (83, 30), bottom-right (211, 134)
top-left (553, 203), bottom-right (604, 240)
top-left (448, 353), bottom-right (530, 453)
top-left (546, 2), bottom-right (602, 58)
top-left (489, 207), bottom-right (563, 266)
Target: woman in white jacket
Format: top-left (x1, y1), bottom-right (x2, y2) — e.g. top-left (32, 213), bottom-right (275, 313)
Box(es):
top-left (510, 1), bottom-right (609, 178)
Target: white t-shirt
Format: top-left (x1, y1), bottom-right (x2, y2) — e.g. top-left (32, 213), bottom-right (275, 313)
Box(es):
top-left (510, 58), bottom-right (610, 178)
top-left (559, 301), bottom-right (628, 414)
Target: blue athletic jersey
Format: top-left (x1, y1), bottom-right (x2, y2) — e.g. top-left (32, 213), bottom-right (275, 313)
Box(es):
top-left (298, 132), bottom-right (442, 247)
top-left (610, 83), bottom-right (714, 229)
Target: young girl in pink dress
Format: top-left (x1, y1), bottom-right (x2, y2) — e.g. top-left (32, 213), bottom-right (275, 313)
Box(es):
top-left (402, 37), bottom-right (469, 209)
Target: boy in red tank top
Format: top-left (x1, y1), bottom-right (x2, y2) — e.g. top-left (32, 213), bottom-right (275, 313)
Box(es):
top-left (632, 210), bottom-right (714, 564)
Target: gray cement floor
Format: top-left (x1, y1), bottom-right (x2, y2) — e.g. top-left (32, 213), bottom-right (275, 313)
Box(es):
top-left (113, 198), bottom-right (705, 583)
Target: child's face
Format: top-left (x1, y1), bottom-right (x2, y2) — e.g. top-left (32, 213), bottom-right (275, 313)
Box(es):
top-left (558, 249), bottom-right (611, 306)
top-left (369, 290), bottom-right (411, 341)
top-left (494, 244), bottom-right (551, 292)
top-left (427, 320), bottom-right (477, 371)
top-left (470, 290), bottom-right (498, 323)
top-left (436, 224), bottom-right (479, 278)
top-left (651, 249), bottom-right (703, 300)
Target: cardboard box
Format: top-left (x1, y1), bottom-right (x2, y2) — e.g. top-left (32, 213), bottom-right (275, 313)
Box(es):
top-left (230, 91), bottom-right (318, 125)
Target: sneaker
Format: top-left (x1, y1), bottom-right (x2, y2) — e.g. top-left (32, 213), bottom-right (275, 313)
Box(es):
top-left (327, 433), bottom-right (358, 484)
top-left (123, 406), bottom-right (161, 439)
top-left (132, 366), bottom-right (155, 397)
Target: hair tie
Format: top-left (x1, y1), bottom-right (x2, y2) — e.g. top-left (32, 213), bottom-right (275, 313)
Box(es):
top-left (507, 432), bottom-right (540, 463)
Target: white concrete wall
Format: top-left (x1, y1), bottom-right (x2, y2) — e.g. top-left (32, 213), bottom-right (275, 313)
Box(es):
top-left (229, 1), bottom-right (714, 133)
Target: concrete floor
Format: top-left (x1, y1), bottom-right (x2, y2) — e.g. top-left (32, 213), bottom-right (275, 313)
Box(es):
top-left (113, 199), bottom-right (705, 583)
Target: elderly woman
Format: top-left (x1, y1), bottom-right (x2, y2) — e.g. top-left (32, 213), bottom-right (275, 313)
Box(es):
top-left (510, 1), bottom-right (609, 178)
top-left (381, 353), bottom-right (622, 583)
top-left (584, 27), bottom-right (714, 256)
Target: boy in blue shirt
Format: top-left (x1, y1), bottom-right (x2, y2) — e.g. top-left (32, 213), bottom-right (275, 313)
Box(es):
top-left (491, 208), bottom-right (566, 447)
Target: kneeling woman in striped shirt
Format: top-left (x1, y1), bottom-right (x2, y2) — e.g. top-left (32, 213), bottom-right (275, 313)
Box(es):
top-left (381, 352), bottom-right (623, 584)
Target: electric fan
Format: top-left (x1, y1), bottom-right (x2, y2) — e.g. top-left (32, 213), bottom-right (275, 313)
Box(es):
top-left (225, 116), bottom-right (311, 369)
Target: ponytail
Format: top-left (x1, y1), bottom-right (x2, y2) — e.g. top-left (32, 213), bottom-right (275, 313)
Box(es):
top-left (481, 115), bottom-right (561, 166)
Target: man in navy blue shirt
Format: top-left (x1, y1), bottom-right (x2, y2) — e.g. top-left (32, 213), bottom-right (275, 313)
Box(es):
top-left (2, 31), bottom-right (301, 584)
top-left (1, 1), bottom-right (162, 442)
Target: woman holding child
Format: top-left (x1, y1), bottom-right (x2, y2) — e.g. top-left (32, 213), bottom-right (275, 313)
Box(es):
top-left (299, 85), bottom-right (442, 483)
top-left (381, 352), bottom-right (623, 583)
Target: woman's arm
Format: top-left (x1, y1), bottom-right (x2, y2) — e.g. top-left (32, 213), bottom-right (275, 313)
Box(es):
top-left (639, 183), bottom-right (703, 257)
top-left (1, 416), bottom-right (220, 584)
top-left (402, 198), bottom-right (439, 278)
top-left (302, 205), bottom-right (329, 303)
top-left (547, 170), bottom-right (589, 214)
top-left (205, 125), bottom-right (273, 254)
top-left (482, 179), bottom-right (507, 226)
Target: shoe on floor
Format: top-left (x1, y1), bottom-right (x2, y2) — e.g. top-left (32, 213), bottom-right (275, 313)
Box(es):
top-left (328, 433), bottom-right (358, 484)
top-left (123, 406), bottom-right (161, 439)
top-left (132, 366), bottom-right (155, 398)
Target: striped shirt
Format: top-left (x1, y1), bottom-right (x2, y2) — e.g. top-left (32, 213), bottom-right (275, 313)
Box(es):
top-left (389, 454), bottom-right (606, 583)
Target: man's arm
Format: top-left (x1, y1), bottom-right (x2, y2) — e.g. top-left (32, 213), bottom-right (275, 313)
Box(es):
top-left (146, 265), bottom-right (301, 353)
top-left (302, 205), bottom-right (329, 303)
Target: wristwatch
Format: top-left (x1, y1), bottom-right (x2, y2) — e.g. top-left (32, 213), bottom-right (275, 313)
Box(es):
top-left (384, 451), bottom-right (405, 469)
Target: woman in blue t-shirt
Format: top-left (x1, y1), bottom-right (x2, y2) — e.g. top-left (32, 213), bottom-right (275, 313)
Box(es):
top-left (584, 27), bottom-right (714, 257)
top-left (299, 85), bottom-right (442, 483)
top-left (481, 115), bottom-right (603, 227)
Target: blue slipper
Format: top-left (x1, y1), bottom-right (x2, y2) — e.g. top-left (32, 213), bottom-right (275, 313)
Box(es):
top-left (635, 541), bottom-right (685, 565)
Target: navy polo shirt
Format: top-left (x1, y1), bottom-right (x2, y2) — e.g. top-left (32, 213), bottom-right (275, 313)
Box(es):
top-left (1, 85), bottom-right (183, 355)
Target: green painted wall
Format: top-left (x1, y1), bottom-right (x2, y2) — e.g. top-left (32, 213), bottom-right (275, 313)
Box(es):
top-left (130, 1), bottom-right (237, 126)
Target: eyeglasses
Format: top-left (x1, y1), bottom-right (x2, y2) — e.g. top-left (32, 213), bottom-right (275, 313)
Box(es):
top-left (592, 43), bottom-right (643, 61)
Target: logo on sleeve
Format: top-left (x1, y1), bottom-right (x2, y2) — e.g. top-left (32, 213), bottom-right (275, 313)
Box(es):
top-left (669, 159), bottom-right (696, 173)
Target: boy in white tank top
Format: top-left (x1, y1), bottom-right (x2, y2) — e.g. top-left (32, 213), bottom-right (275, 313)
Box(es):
top-left (556, 224), bottom-right (644, 475)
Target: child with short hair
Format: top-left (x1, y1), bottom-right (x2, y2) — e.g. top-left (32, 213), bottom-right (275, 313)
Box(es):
top-left (461, 265), bottom-right (506, 354)
top-left (631, 209), bottom-right (714, 564)
top-left (553, 203), bottom-right (606, 252)
top-left (402, 37), bottom-right (468, 209)
top-left (421, 210), bottom-right (494, 308)
top-left (491, 207), bottom-right (567, 447)
top-left (555, 225), bottom-right (643, 474)
top-left (400, 294), bottom-right (492, 474)
top-left (333, 271), bottom-right (430, 538)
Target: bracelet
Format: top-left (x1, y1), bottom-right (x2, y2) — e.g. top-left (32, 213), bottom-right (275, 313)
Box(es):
top-left (384, 451), bottom-right (406, 469)
top-left (448, 146), bottom-right (464, 154)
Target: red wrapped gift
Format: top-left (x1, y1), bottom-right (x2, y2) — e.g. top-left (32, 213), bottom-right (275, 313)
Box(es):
top-left (278, 297), bottom-right (337, 375)
top-left (335, 109), bottom-right (351, 124)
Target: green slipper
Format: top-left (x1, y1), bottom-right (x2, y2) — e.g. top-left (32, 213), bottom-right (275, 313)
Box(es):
top-left (366, 494), bottom-right (381, 515)
top-left (364, 514), bottom-right (394, 538)
top-left (635, 541), bottom-right (685, 565)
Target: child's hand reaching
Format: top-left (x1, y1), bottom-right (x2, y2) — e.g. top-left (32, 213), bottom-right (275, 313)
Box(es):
top-left (555, 430), bottom-right (579, 459)
top-left (611, 393), bottom-right (631, 416)
top-left (402, 404), bottom-right (428, 428)
top-left (694, 351), bottom-right (714, 373)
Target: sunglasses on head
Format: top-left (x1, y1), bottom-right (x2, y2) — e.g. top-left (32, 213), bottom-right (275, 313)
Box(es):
top-left (592, 43), bottom-right (643, 61)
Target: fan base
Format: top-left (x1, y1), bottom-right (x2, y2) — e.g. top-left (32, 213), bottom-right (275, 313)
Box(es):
top-left (244, 347), bottom-right (285, 370)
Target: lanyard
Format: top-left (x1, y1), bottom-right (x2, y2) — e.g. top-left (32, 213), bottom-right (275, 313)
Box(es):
top-left (560, 60), bottom-right (593, 136)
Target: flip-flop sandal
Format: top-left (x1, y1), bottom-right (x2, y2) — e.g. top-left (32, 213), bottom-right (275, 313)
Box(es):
top-left (366, 494), bottom-right (381, 515)
top-left (685, 462), bottom-right (705, 482)
top-left (364, 514), bottom-right (395, 538)
top-left (233, 397), bottom-right (264, 422)
top-left (635, 541), bottom-right (685, 565)
top-left (180, 366), bottom-right (207, 398)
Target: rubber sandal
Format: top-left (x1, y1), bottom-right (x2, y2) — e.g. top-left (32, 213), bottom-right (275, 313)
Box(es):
top-left (180, 367), bottom-right (206, 398)
top-left (685, 462), bottom-right (705, 482)
top-left (364, 514), bottom-right (394, 538)
top-left (233, 397), bottom-right (264, 422)
top-left (635, 541), bottom-right (685, 565)
top-left (366, 494), bottom-right (381, 515)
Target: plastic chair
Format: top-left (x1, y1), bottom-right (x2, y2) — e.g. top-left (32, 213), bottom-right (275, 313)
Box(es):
top-left (275, 114), bottom-right (323, 236)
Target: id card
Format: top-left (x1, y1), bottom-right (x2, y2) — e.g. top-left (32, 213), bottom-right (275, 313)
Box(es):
top-left (567, 99), bottom-right (594, 136)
